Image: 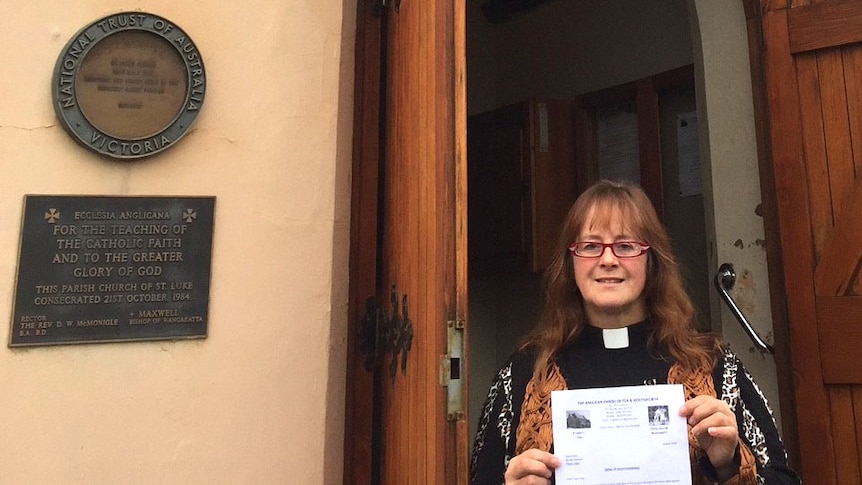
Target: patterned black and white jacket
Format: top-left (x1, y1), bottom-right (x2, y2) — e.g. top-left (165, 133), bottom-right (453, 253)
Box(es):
top-left (470, 321), bottom-right (800, 485)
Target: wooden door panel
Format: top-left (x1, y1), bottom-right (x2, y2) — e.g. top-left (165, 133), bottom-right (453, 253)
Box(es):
top-left (795, 51), bottom-right (832, 258)
top-left (380, 0), bottom-right (447, 482)
top-left (816, 50), bottom-right (855, 217)
top-left (787, 1), bottom-right (862, 54)
top-left (844, 45), bottom-right (862, 175)
top-left (758, 7), bottom-right (831, 482)
top-left (347, 0), bottom-right (467, 483)
top-left (828, 386), bottom-right (862, 485)
top-left (814, 179), bottom-right (862, 296)
top-left (817, 297), bottom-right (862, 382)
top-left (756, 0), bottom-right (862, 482)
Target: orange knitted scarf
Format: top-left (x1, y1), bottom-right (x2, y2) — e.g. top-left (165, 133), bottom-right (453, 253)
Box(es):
top-left (514, 361), bottom-right (756, 484)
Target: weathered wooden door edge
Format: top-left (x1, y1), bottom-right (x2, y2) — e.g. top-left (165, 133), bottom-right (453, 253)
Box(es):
top-left (743, 1), bottom-right (834, 481)
top-left (344, 0), bottom-right (381, 483)
top-left (453, 0), bottom-right (469, 481)
top-left (740, 0), bottom-right (801, 472)
top-left (344, 0), bottom-right (468, 483)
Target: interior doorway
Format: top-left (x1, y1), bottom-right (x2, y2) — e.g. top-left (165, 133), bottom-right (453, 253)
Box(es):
top-left (463, 0), bottom-right (771, 451)
top-left (341, 0), bottom-right (799, 481)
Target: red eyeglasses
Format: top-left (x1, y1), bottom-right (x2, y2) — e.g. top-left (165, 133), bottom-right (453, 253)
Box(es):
top-left (568, 241), bottom-right (650, 258)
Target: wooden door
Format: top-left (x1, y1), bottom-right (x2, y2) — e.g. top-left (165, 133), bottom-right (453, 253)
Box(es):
top-left (751, 0), bottom-right (862, 482)
top-left (345, 0), bottom-right (467, 484)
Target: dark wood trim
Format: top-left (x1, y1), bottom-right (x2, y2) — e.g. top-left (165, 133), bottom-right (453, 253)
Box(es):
top-left (577, 65), bottom-right (694, 110)
top-left (742, 0), bottom-right (800, 470)
top-left (573, 98), bottom-right (597, 195)
top-left (652, 64), bottom-right (695, 92)
top-left (344, 3), bottom-right (382, 484)
top-left (578, 83), bottom-right (636, 110)
top-left (760, 8), bottom-right (836, 483)
top-left (636, 77), bottom-right (663, 219)
top-left (467, 102), bottom-right (526, 130)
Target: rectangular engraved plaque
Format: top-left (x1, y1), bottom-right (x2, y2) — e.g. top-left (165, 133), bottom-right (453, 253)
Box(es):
top-left (9, 195), bottom-right (215, 346)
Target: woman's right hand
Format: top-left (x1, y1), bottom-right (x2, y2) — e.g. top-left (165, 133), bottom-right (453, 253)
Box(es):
top-left (504, 448), bottom-right (560, 484)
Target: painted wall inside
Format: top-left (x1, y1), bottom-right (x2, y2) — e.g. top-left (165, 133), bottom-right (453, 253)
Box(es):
top-left (688, 0), bottom-right (781, 425)
top-left (467, 0), bottom-right (693, 116)
top-left (0, 1), bottom-right (354, 484)
top-left (467, 0), bottom-right (784, 446)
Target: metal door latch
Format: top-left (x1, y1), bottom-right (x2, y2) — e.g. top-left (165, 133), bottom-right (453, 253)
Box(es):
top-left (440, 318), bottom-right (464, 421)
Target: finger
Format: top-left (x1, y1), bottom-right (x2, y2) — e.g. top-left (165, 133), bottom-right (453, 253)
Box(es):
top-left (678, 395), bottom-right (714, 416)
top-left (507, 475), bottom-right (551, 485)
top-left (687, 396), bottom-right (730, 416)
top-left (683, 399), bottom-right (732, 425)
top-left (518, 448), bottom-right (561, 469)
top-left (690, 412), bottom-right (736, 437)
top-left (510, 458), bottom-right (553, 479)
top-left (691, 406), bottom-right (734, 428)
top-left (505, 450), bottom-right (559, 481)
top-left (505, 460), bottom-right (552, 482)
top-left (707, 425), bottom-right (739, 440)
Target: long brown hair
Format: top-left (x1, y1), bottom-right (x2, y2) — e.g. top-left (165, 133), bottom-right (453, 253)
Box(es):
top-left (520, 180), bottom-right (720, 382)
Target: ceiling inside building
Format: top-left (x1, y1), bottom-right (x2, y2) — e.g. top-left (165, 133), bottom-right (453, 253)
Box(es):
top-left (474, 0), bottom-right (555, 23)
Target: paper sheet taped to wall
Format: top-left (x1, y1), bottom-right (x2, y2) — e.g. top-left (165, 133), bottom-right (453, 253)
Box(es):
top-left (597, 104), bottom-right (640, 184)
top-left (677, 111), bottom-right (701, 197)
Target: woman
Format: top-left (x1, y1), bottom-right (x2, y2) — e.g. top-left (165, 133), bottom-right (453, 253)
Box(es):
top-left (470, 180), bottom-right (799, 484)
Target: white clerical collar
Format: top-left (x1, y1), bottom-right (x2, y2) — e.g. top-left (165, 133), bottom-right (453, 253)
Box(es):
top-left (602, 327), bottom-right (630, 349)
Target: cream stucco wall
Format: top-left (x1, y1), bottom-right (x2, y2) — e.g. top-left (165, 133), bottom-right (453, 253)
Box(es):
top-left (688, 0), bottom-right (782, 428)
top-left (0, 2), bottom-right (354, 483)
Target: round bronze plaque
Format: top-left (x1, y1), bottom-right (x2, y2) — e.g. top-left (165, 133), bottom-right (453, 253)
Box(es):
top-left (53, 13), bottom-right (206, 159)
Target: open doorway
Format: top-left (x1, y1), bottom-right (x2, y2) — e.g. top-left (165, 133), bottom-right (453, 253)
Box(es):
top-left (465, 0), bottom-right (715, 448)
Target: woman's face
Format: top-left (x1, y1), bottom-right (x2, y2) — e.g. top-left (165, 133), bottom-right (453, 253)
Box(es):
top-left (572, 206), bottom-right (648, 328)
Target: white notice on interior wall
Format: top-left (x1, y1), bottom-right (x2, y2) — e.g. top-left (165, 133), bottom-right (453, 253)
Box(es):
top-left (597, 105), bottom-right (640, 184)
top-left (677, 111), bottom-right (701, 196)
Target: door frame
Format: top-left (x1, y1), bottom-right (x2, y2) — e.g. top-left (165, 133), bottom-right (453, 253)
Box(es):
top-left (344, 0), bottom-right (468, 483)
top-left (740, 0), bottom-right (862, 480)
top-left (345, 0), bottom-right (807, 481)
top-left (739, 0), bottom-right (800, 470)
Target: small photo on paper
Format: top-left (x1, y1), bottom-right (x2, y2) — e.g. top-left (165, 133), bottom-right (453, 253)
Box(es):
top-left (648, 405), bottom-right (669, 426)
top-left (566, 410), bottom-right (591, 429)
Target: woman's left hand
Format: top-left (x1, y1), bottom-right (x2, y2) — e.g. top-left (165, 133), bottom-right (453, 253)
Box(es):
top-left (678, 395), bottom-right (739, 479)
